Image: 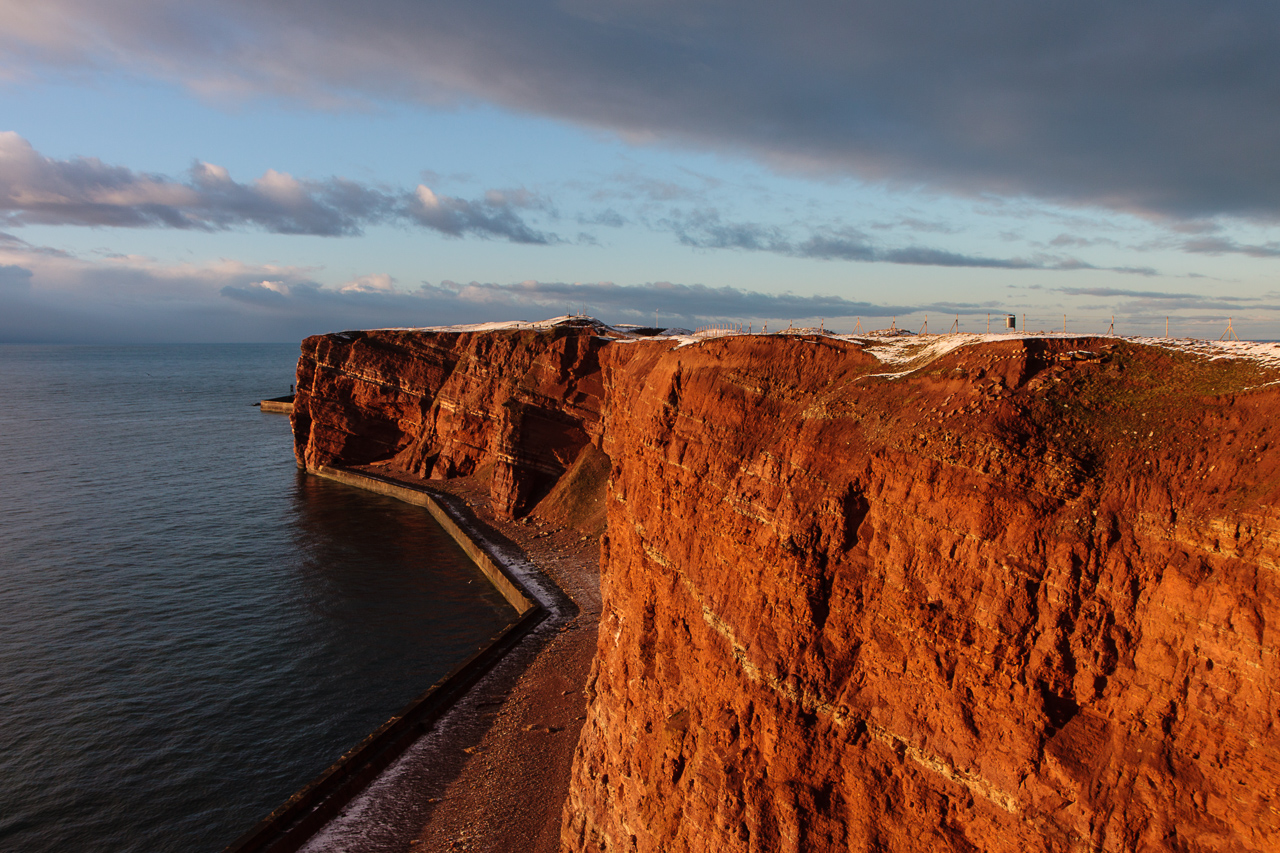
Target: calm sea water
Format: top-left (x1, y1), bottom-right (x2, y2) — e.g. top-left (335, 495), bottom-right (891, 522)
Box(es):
top-left (0, 345), bottom-right (514, 852)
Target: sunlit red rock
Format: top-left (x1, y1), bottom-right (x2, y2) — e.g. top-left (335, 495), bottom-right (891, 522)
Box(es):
top-left (293, 321), bottom-right (608, 519)
top-left (293, 324), bottom-right (1280, 852)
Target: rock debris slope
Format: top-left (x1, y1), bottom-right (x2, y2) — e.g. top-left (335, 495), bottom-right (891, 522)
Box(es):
top-left (292, 320), bottom-right (1280, 853)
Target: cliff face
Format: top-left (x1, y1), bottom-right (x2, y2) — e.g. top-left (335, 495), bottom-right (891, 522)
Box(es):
top-left (293, 324), bottom-right (1280, 852)
top-left (292, 322), bottom-right (609, 521)
top-left (568, 334), bottom-right (1280, 853)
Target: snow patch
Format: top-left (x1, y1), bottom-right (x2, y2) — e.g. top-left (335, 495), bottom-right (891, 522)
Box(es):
top-left (370, 315), bottom-right (605, 334)
top-left (851, 332), bottom-right (1280, 379)
top-left (1128, 336), bottom-right (1280, 369)
top-left (350, 317), bottom-right (1280, 375)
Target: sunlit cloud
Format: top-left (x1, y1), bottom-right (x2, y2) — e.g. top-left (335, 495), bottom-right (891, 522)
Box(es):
top-left (0, 132), bottom-right (555, 242)
top-left (339, 273), bottom-right (396, 294)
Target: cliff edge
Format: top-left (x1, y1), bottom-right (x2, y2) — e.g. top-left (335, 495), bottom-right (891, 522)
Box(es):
top-left (292, 320), bottom-right (1280, 852)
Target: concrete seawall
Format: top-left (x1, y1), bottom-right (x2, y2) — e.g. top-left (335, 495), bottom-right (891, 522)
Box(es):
top-left (224, 466), bottom-right (550, 853)
top-left (311, 466), bottom-right (538, 614)
top-left (258, 395), bottom-right (295, 414)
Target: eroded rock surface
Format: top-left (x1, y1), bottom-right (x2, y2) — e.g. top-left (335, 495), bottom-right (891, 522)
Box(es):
top-left (293, 324), bottom-right (1280, 852)
top-left (293, 321), bottom-right (608, 521)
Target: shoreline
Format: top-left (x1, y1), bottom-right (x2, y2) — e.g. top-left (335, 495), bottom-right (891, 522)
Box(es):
top-left (310, 466), bottom-right (542, 616)
top-left (231, 464), bottom-right (600, 853)
top-left (345, 467), bottom-right (602, 853)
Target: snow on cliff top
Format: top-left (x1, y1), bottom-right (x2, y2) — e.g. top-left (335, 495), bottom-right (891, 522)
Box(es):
top-left (372, 315), bottom-right (696, 339)
top-left (362, 315), bottom-right (1280, 374)
top-left (1127, 336), bottom-right (1280, 369)
top-left (375, 315), bottom-right (595, 333)
top-left (851, 331), bottom-right (1280, 378)
top-left (665, 326), bottom-right (1280, 380)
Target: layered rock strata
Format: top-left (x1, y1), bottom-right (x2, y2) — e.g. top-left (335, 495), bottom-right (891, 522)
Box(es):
top-left (292, 323), bottom-right (1280, 852)
top-left (293, 321), bottom-right (609, 522)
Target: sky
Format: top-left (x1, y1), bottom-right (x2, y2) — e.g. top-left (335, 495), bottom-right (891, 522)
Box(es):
top-left (2, 1), bottom-right (1279, 342)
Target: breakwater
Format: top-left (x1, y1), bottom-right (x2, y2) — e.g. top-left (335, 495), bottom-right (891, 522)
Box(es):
top-left (225, 466), bottom-right (550, 853)
top-left (259, 395), bottom-right (295, 414)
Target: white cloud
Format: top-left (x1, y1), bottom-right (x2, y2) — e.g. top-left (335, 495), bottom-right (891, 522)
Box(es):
top-left (415, 185), bottom-right (441, 210)
top-left (339, 273), bottom-right (395, 293)
top-left (0, 132), bottom-right (558, 241)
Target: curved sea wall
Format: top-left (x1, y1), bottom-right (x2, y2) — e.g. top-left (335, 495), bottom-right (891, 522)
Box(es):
top-left (293, 323), bottom-right (1280, 852)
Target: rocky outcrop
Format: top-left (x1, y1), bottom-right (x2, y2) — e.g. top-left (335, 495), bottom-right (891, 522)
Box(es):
top-left (293, 323), bottom-right (1280, 852)
top-left (292, 321), bottom-right (608, 520)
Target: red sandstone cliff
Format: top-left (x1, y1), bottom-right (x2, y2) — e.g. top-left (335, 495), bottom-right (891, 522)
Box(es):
top-left (292, 323), bottom-right (1280, 852)
top-left (292, 320), bottom-right (610, 523)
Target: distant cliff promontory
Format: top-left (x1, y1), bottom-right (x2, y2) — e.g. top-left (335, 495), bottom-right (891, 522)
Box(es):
top-left (293, 318), bottom-right (1280, 853)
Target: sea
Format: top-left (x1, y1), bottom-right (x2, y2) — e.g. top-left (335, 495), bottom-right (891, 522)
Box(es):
top-left (0, 344), bottom-right (515, 852)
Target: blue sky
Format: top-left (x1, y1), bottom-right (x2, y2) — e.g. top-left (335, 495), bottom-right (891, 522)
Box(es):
top-left (2, 1), bottom-right (1279, 341)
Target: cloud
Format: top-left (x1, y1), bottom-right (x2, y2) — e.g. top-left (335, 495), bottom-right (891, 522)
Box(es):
top-left (0, 263), bottom-right (33, 291)
top-left (879, 246), bottom-right (1040, 269)
top-left (1181, 236), bottom-right (1280, 258)
top-left (0, 132), bottom-right (554, 242)
top-left (667, 213), bottom-right (1156, 273)
top-left (3, 228), bottom-right (1278, 343)
top-left (339, 273), bottom-right (396, 294)
top-left (1, 132), bottom-right (1158, 273)
top-left (870, 217), bottom-right (959, 235)
top-left (0, 229), bottom-right (73, 256)
top-left (0, 241), bottom-right (339, 342)
top-left (1050, 285), bottom-right (1280, 314)
top-left (665, 209), bottom-right (791, 254)
top-left (578, 209), bottom-right (626, 228)
top-left (3, 3), bottom-right (1280, 220)
top-left (1048, 234), bottom-right (1121, 249)
top-left (1055, 287), bottom-right (1240, 301)
top-left (0, 228), bottom-right (1029, 341)
top-left (408, 185), bottom-right (553, 244)
top-left (410, 279), bottom-right (996, 324)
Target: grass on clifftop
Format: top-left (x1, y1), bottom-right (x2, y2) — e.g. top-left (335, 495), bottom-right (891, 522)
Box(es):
top-left (1011, 340), bottom-right (1280, 470)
